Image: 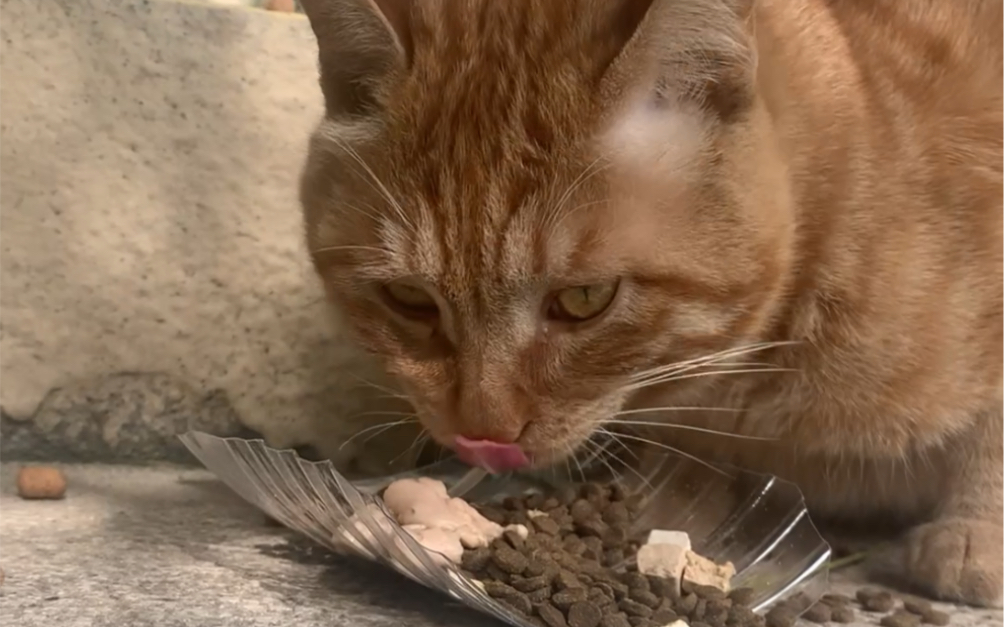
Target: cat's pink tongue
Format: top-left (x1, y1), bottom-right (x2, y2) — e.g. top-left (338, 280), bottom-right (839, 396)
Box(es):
top-left (453, 436), bottom-right (529, 473)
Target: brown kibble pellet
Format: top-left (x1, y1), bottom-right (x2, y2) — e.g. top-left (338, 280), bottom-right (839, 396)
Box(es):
top-left (630, 589), bottom-right (662, 609)
top-left (649, 575), bottom-right (681, 600)
top-left (16, 466), bottom-right (66, 500)
top-left (881, 611), bottom-right (921, 627)
top-left (618, 599), bottom-right (654, 618)
top-left (553, 588), bottom-right (590, 610)
top-left (603, 502), bottom-right (630, 524)
top-left (856, 588), bottom-right (881, 604)
top-left (621, 572), bottom-right (650, 592)
top-left (493, 546), bottom-right (529, 575)
top-left (822, 593), bottom-right (854, 607)
top-left (533, 516), bottom-right (562, 536)
top-left (630, 588), bottom-right (661, 609)
top-left (864, 592), bottom-right (897, 613)
top-left (803, 602), bottom-right (833, 624)
top-left (694, 622), bottom-right (715, 627)
top-left (575, 518), bottom-right (608, 539)
top-left (568, 601), bottom-right (603, 627)
top-left (600, 614), bottom-right (632, 627)
top-left (627, 618), bottom-right (653, 627)
top-left (903, 599), bottom-right (933, 616)
top-left (920, 610), bottom-right (950, 626)
top-left (831, 605), bottom-right (856, 623)
top-left (705, 600), bottom-right (731, 627)
top-left (463, 547), bottom-right (492, 572)
top-left (537, 602), bottom-right (569, 627)
top-left (529, 587), bottom-right (553, 604)
top-left (693, 584), bottom-right (728, 601)
top-left (555, 570), bottom-right (584, 590)
top-left (728, 603), bottom-right (759, 627)
top-left (677, 592), bottom-right (699, 615)
top-left (504, 529), bottom-right (527, 551)
top-left (652, 608), bottom-right (678, 624)
top-left (571, 500), bottom-right (597, 522)
top-left (692, 598), bottom-right (708, 620)
top-left (765, 606), bottom-right (797, 627)
top-left (514, 575), bottom-right (551, 592)
top-left (727, 587), bottom-right (756, 607)
top-left (501, 592), bottom-right (533, 616)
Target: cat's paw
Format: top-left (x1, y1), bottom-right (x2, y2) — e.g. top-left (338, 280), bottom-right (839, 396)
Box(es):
top-left (903, 517), bottom-right (1003, 608)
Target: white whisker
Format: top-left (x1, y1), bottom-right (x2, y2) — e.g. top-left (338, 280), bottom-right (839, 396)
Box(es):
top-left (610, 419), bottom-right (775, 441)
top-left (605, 430), bottom-right (733, 478)
top-left (338, 418), bottom-right (417, 451)
top-left (624, 367), bottom-right (796, 392)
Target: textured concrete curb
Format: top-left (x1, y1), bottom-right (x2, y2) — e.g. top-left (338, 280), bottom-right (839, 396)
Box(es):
top-left (0, 0), bottom-right (403, 463)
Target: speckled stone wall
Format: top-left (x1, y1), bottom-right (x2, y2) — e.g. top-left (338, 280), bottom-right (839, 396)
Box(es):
top-left (0, 0), bottom-right (404, 466)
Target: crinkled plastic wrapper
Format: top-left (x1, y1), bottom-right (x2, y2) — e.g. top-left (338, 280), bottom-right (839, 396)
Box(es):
top-left (180, 432), bottom-right (831, 626)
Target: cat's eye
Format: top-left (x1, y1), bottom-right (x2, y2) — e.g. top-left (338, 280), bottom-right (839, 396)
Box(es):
top-left (381, 278), bottom-right (439, 319)
top-left (547, 280), bottom-right (620, 323)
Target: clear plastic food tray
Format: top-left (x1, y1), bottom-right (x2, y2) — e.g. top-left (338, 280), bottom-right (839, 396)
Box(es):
top-left (179, 431), bottom-right (831, 626)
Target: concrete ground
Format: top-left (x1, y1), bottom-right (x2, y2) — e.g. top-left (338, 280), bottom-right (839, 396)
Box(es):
top-left (1, 464), bottom-right (1001, 627)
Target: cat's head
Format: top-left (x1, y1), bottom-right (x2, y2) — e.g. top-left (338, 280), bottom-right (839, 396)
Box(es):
top-left (299, 0), bottom-right (795, 469)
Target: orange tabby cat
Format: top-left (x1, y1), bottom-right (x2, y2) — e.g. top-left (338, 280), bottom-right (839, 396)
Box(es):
top-left (297, 0), bottom-right (1003, 606)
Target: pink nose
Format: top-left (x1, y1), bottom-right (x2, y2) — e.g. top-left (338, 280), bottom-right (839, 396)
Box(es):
top-left (453, 436), bottom-right (530, 473)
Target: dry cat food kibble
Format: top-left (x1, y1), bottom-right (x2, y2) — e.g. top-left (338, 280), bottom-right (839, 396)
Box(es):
top-left (16, 466), bottom-right (67, 500)
top-left (457, 482), bottom-right (758, 627)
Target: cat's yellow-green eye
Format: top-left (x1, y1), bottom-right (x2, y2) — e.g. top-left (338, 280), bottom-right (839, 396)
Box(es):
top-left (547, 280), bottom-right (620, 323)
top-left (381, 278), bottom-right (439, 319)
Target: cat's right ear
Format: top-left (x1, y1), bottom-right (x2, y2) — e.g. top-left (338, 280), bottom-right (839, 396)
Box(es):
top-left (298, 0), bottom-right (413, 117)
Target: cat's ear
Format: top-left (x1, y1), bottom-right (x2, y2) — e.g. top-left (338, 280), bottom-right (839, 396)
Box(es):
top-left (601, 0), bottom-right (759, 123)
top-left (298, 0), bottom-right (413, 117)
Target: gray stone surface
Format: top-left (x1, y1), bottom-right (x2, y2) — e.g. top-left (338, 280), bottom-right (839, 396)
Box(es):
top-left (2, 463), bottom-right (1001, 627)
top-left (0, 373), bottom-right (253, 464)
top-left (0, 0), bottom-right (402, 464)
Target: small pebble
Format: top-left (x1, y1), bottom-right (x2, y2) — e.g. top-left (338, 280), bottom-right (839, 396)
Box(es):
top-left (881, 611), bottom-right (922, 627)
top-left (537, 602), bottom-right (569, 627)
top-left (568, 601), bottom-right (603, 627)
top-left (803, 602), bottom-right (832, 624)
top-left (16, 466), bottom-right (67, 500)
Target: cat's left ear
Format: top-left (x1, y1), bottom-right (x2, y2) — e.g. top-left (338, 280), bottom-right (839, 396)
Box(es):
top-left (298, 0), bottom-right (414, 117)
top-left (598, 0), bottom-right (759, 123)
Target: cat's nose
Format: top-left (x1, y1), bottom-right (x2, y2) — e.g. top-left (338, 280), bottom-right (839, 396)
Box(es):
top-left (453, 436), bottom-right (529, 473)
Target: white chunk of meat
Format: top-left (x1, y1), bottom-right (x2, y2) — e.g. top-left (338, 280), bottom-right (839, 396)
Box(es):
top-left (381, 477), bottom-right (514, 564)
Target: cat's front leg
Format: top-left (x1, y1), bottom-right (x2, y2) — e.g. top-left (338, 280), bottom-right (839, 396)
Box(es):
top-left (902, 405), bottom-right (1003, 608)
